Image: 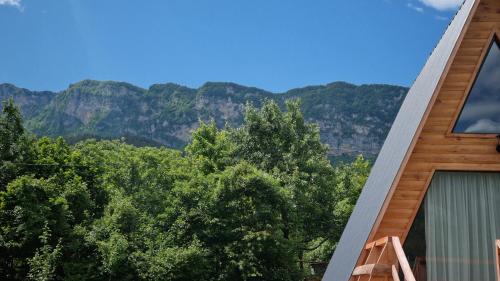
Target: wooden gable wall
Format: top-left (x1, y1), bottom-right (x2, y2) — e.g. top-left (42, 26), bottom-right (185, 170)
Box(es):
top-left (367, 0), bottom-right (500, 247)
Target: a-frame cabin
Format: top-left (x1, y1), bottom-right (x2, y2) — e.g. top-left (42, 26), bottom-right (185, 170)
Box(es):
top-left (323, 0), bottom-right (500, 280)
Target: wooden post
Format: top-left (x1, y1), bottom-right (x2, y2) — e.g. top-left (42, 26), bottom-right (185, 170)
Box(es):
top-left (496, 240), bottom-right (500, 281)
top-left (352, 236), bottom-right (416, 281)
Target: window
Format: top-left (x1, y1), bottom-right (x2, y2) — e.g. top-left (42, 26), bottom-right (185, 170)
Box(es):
top-left (404, 172), bottom-right (500, 281)
top-left (453, 35), bottom-right (500, 134)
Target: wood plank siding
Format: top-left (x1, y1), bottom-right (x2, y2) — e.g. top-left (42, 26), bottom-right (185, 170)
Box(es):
top-left (369, 0), bottom-right (500, 244)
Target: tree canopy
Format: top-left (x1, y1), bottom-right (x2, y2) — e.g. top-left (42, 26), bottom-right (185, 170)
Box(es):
top-left (0, 98), bottom-right (369, 281)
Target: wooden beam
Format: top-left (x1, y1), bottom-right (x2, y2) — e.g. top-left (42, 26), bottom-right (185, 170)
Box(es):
top-left (352, 264), bottom-right (392, 277)
top-left (365, 237), bottom-right (389, 250)
top-left (391, 265), bottom-right (400, 281)
top-left (391, 237), bottom-right (416, 281)
top-left (496, 240), bottom-right (500, 281)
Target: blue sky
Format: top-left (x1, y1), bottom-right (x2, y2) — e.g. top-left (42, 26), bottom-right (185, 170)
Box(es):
top-left (0, 0), bottom-right (461, 92)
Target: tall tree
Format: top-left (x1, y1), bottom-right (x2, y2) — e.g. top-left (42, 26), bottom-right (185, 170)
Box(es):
top-left (0, 98), bottom-right (35, 189)
top-left (230, 99), bottom-right (356, 269)
top-left (207, 162), bottom-right (300, 281)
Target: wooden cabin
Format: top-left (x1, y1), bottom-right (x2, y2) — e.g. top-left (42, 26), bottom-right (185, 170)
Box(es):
top-left (323, 0), bottom-right (500, 280)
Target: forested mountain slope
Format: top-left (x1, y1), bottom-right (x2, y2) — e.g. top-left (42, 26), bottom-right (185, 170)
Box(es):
top-left (0, 80), bottom-right (407, 160)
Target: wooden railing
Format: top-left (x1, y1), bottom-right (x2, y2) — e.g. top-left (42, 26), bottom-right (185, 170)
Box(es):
top-left (496, 240), bottom-right (500, 281)
top-left (351, 236), bottom-right (416, 281)
top-left (353, 238), bottom-right (500, 281)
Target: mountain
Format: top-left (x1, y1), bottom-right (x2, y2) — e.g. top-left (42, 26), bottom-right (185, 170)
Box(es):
top-left (0, 80), bottom-right (408, 162)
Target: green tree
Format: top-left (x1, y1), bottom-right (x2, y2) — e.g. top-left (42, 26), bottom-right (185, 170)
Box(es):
top-left (0, 176), bottom-right (69, 280)
top-left (132, 240), bottom-right (211, 281)
top-left (79, 140), bottom-right (207, 281)
top-left (0, 104), bottom-right (104, 281)
top-left (332, 155), bottom-right (370, 231)
top-left (230, 100), bottom-right (340, 268)
top-left (0, 99), bottom-right (369, 281)
top-left (207, 163), bottom-right (300, 281)
top-left (185, 99), bottom-right (370, 277)
top-left (27, 224), bottom-right (62, 281)
top-left (304, 155), bottom-right (370, 264)
top-left (185, 120), bottom-right (234, 174)
top-left (0, 98), bottom-right (35, 190)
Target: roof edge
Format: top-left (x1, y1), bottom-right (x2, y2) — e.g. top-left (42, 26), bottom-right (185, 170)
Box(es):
top-left (322, 1), bottom-right (477, 280)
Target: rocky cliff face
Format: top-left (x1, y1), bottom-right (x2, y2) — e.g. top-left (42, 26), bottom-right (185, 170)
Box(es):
top-left (0, 80), bottom-right (407, 161)
top-left (0, 83), bottom-right (56, 119)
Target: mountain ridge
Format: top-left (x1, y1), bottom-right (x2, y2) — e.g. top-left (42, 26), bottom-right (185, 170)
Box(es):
top-left (0, 80), bottom-right (408, 161)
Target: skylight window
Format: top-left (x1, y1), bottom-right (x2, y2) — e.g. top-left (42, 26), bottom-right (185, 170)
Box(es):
top-left (453, 35), bottom-right (500, 134)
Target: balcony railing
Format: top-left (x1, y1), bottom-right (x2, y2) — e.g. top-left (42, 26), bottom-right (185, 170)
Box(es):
top-left (351, 236), bottom-right (416, 281)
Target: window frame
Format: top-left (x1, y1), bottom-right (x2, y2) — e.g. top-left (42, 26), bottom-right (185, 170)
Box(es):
top-left (447, 28), bottom-right (500, 138)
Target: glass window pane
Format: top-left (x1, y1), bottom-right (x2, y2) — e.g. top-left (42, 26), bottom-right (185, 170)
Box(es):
top-left (453, 36), bottom-right (500, 134)
top-left (404, 171), bottom-right (500, 281)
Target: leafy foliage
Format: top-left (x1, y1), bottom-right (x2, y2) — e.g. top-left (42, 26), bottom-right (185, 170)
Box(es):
top-left (0, 100), bottom-right (370, 280)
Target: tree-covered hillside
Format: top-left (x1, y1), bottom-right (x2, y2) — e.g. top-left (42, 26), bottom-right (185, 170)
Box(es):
top-left (0, 99), bottom-right (369, 281)
top-left (0, 80), bottom-right (407, 162)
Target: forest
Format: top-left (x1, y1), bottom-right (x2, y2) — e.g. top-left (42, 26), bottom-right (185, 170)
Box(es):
top-left (0, 98), bottom-right (369, 281)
